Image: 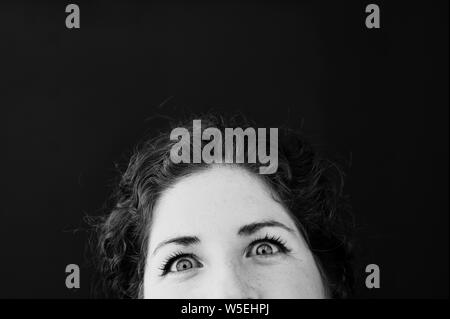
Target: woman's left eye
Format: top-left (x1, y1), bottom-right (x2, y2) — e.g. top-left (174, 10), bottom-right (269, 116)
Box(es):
top-left (254, 243), bottom-right (278, 256)
top-left (247, 236), bottom-right (289, 258)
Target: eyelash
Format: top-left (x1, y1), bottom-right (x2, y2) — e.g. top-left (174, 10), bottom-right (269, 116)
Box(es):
top-left (158, 234), bottom-right (291, 276)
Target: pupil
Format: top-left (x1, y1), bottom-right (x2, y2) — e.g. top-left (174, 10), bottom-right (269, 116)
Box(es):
top-left (176, 259), bottom-right (192, 271)
top-left (257, 244), bottom-right (272, 255)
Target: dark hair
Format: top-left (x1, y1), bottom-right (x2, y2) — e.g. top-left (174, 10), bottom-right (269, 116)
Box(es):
top-left (91, 113), bottom-right (354, 298)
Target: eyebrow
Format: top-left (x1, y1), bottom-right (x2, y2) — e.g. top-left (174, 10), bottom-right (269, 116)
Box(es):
top-left (151, 219), bottom-right (294, 256)
top-left (151, 236), bottom-right (200, 256)
top-left (237, 219), bottom-right (295, 236)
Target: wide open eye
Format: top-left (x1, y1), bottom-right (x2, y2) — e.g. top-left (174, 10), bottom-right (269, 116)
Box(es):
top-left (246, 234), bottom-right (290, 258)
top-left (160, 253), bottom-right (202, 276)
top-left (171, 257), bottom-right (195, 272)
top-left (255, 243), bottom-right (276, 255)
top-left (250, 242), bottom-right (279, 257)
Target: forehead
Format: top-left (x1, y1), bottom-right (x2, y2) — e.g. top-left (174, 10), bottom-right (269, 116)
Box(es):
top-left (148, 166), bottom-right (297, 244)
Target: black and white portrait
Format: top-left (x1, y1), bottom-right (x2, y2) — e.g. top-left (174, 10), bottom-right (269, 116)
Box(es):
top-left (1, 0), bottom-right (448, 307)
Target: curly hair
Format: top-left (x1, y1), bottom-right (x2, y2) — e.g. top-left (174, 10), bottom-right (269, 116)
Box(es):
top-left (91, 113), bottom-right (354, 299)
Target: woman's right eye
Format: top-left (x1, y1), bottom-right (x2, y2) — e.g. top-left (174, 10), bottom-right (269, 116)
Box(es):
top-left (160, 253), bottom-right (202, 276)
top-left (171, 257), bottom-right (195, 272)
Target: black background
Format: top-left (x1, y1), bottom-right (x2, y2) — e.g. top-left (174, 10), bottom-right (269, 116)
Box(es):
top-left (1, 0), bottom-right (448, 298)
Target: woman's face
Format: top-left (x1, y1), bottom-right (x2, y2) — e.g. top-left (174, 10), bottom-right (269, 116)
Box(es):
top-left (143, 166), bottom-right (326, 298)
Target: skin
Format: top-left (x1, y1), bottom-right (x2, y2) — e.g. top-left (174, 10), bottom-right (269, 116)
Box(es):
top-left (143, 166), bottom-right (327, 298)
